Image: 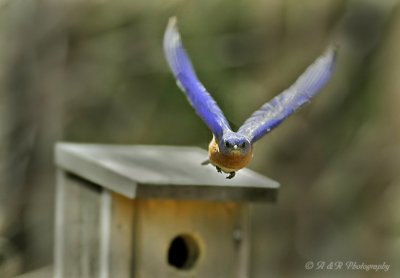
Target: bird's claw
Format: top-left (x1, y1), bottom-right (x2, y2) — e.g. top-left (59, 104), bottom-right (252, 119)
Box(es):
top-left (226, 172), bottom-right (236, 179)
top-left (212, 165), bottom-right (235, 179)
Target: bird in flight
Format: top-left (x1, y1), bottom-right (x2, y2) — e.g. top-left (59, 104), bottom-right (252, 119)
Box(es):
top-left (163, 17), bottom-right (337, 179)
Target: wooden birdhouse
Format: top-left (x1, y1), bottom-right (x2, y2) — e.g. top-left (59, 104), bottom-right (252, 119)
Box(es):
top-left (54, 143), bottom-right (279, 278)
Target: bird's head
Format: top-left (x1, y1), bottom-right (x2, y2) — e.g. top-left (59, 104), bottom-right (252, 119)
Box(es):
top-left (219, 133), bottom-right (252, 156)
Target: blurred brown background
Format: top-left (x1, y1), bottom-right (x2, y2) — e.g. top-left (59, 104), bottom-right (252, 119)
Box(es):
top-left (0, 0), bottom-right (399, 277)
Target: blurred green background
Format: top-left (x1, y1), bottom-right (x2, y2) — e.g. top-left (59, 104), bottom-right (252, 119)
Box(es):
top-left (0, 0), bottom-right (399, 276)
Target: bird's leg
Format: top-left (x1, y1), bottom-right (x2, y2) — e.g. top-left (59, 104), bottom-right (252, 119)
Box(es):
top-left (201, 159), bottom-right (210, 165)
top-left (215, 166), bottom-right (222, 174)
top-left (226, 171), bottom-right (236, 179)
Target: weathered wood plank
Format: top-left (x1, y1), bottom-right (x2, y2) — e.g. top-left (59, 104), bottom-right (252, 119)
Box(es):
top-left (108, 193), bottom-right (135, 277)
top-left (54, 171), bottom-right (102, 278)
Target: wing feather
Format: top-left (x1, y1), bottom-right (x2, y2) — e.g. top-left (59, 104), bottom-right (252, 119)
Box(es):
top-left (238, 47), bottom-right (337, 142)
top-left (163, 17), bottom-right (231, 139)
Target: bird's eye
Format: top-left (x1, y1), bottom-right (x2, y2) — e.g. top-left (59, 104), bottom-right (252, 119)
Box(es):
top-left (225, 141), bottom-right (231, 148)
top-left (241, 142), bottom-right (246, 148)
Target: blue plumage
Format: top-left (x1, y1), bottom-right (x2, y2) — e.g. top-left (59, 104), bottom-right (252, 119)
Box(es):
top-left (163, 17), bottom-right (231, 140)
top-left (238, 48), bottom-right (337, 142)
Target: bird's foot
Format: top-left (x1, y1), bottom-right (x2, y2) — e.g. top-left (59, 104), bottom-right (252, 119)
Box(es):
top-left (226, 172), bottom-right (236, 179)
top-left (201, 159), bottom-right (210, 166)
top-left (216, 166), bottom-right (222, 174)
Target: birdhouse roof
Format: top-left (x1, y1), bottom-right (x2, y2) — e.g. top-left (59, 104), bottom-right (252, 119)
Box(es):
top-left (55, 143), bottom-right (279, 202)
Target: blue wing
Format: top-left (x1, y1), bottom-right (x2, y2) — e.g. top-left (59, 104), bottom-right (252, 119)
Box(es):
top-left (163, 17), bottom-right (231, 139)
top-left (238, 47), bottom-right (337, 143)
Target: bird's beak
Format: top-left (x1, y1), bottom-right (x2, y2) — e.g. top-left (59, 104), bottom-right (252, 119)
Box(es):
top-left (233, 144), bottom-right (238, 150)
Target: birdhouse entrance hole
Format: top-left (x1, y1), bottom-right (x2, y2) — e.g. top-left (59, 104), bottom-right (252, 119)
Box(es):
top-left (167, 234), bottom-right (200, 270)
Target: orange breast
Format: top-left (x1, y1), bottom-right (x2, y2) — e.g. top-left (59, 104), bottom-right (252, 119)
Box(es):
top-left (208, 137), bottom-right (253, 173)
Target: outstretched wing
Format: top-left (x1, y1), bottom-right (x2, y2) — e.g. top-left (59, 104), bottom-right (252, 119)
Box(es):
top-left (163, 17), bottom-right (231, 139)
top-left (238, 47), bottom-right (337, 143)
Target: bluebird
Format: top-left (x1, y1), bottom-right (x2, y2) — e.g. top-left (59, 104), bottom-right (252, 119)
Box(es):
top-left (163, 17), bottom-right (337, 179)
